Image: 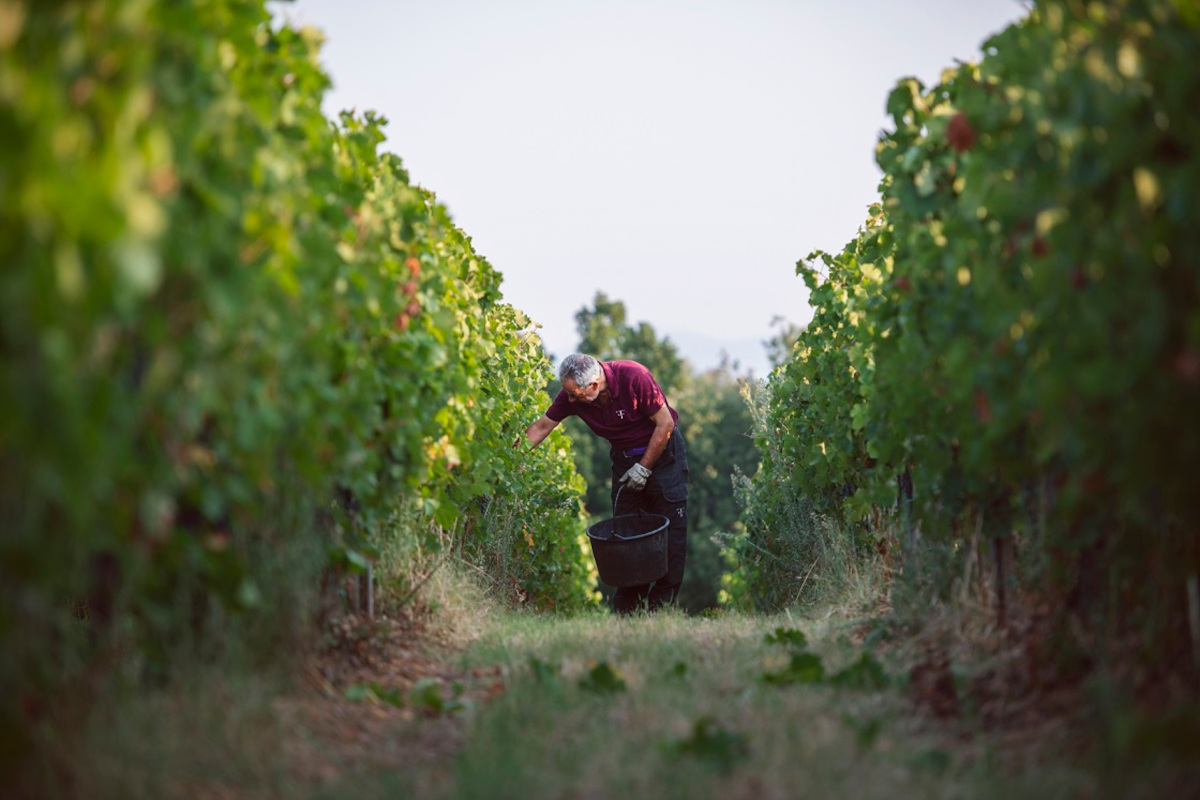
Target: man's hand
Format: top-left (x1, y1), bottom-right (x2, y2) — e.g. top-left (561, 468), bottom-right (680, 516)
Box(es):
top-left (619, 462), bottom-right (652, 491)
top-left (521, 415), bottom-right (560, 452)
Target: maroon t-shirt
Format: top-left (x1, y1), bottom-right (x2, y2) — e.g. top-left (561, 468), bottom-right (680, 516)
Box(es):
top-left (546, 360), bottom-right (678, 450)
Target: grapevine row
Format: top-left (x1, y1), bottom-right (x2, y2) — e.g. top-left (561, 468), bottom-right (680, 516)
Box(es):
top-left (0, 0), bottom-right (593, 767)
top-left (734, 0), bottom-right (1199, 666)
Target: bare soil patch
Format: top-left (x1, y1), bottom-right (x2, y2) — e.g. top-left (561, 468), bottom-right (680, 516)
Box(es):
top-left (271, 608), bottom-right (503, 797)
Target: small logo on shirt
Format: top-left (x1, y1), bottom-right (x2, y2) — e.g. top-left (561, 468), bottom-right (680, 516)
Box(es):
top-left (616, 410), bottom-right (626, 419)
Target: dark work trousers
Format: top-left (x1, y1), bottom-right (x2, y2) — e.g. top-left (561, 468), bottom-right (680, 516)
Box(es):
top-left (609, 429), bottom-right (689, 614)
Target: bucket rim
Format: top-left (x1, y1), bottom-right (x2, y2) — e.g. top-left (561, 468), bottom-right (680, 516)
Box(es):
top-left (586, 512), bottom-right (670, 542)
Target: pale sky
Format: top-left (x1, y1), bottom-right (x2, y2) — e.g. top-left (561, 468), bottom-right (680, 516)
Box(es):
top-left (272, 0), bottom-right (1029, 376)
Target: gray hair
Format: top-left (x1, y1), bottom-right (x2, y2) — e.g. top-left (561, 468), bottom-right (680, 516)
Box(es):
top-left (558, 353), bottom-right (601, 386)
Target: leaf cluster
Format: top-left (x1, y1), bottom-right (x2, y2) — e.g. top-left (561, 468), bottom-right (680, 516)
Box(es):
top-left (0, 0), bottom-right (594, 774)
top-left (738, 0), bottom-right (1200, 670)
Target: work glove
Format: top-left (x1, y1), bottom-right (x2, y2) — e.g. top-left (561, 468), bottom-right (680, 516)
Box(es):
top-left (619, 462), bottom-right (652, 492)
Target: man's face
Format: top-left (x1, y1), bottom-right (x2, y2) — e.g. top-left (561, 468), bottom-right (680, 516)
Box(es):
top-left (562, 377), bottom-right (601, 404)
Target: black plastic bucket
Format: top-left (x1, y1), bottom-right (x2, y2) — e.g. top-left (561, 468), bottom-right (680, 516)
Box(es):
top-left (586, 509), bottom-right (669, 587)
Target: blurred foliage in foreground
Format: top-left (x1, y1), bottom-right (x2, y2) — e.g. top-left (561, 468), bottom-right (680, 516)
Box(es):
top-left (727, 0), bottom-right (1200, 701)
top-left (0, 0), bottom-right (595, 787)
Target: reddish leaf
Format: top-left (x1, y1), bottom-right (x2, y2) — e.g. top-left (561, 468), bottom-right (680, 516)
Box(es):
top-left (947, 112), bottom-right (976, 153)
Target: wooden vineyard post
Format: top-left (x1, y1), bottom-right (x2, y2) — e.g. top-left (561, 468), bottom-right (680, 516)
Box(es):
top-left (359, 564), bottom-right (374, 620)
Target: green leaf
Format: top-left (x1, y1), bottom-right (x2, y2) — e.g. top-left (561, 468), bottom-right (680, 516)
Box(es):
top-left (530, 657), bottom-right (562, 689)
top-left (843, 714), bottom-right (883, 751)
top-left (409, 678), bottom-right (444, 712)
top-left (886, 78), bottom-right (924, 125)
top-left (236, 579), bottom-right (262, 609)
top-left (763, 627), bottom-right (807, 649)
top-left (762, 652), bottom-right (825, 685)
top-left (346, 682), bottom-right (404, 708)
top-left (579, 660), bottom-right (626, 694)
top-left (665, 716), bottom-right (750, 775)
top-left (348, 547), bottom-right (371, 569)
top-left (829, 652), bottom-right (889, 690)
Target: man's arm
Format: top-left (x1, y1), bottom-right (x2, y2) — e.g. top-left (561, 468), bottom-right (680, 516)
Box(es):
top-left (618, 405), bottom-right (674, 492)
top-left (638, 405), bottom-right (675, 469)
top-left (518, 414), bottom-right (561, 451)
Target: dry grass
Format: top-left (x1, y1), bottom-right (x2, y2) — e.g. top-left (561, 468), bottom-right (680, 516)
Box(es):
top-left (61, 546), bottom-right (489, 800)
top-left (56, 547), bottom-right (1193, 800)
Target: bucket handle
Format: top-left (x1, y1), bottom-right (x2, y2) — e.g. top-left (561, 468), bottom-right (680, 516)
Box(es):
top-left (610, 483), bottom-right (648, 540)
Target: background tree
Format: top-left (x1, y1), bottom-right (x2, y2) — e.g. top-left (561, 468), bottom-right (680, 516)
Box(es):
top-left (573, 291), bottom-right (686, 394)
top-left (673, 362), bottom-right (759, 610)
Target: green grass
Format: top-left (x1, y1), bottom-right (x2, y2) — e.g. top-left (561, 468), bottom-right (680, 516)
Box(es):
top-left (442, 609), bottom-right (967, 800)
top-left (66, 570), bottom-right (1175, 800)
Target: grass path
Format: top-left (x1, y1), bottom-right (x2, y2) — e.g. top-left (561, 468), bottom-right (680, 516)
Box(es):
top-left (309, 606), bottom-right (1090, 800)
top-left (79, 601), bottom-right (1108, 799)
top-left (448, 609), bottom-right (941, 800)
